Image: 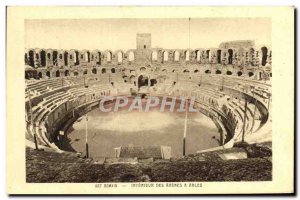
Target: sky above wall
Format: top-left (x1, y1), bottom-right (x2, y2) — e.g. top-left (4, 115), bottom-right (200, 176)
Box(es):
top-left (25, 18), bottom-right (271, 51)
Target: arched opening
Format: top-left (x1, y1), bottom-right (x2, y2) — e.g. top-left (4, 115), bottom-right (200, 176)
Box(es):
top-left (163, 51), bottom-right (168, 62)
top-left (270, 73), bottom-right (272, 77)
top-left (40, 50), bottom-right (46, 67)
top-left (65, 70), bottom-right (70, 76)
top-left (38, 72), bottom-right (42, 79)
top-left (53, 51), bottom-right (57, 65)
top-left (102, 68), bottom-right (106, 74)
top-left (47, 53), bottom-right (51, 60)
top-left (85, 51), bottom-right (90, 62)
top-left (228, 49), bottom-right (233, 64)
top-left (183, 70), bottom-right (189, 73)
top-left (74, 51), bottom-right (79, 65)
top-left (117, 52), bottom-right (123, 63)
top-left (28, 50), bottom-right (35, 67)
top-left (59, 53), bottom-right (63, 61)
top-left (237, 71), bottom-right (243, 76)
top-left (46, 71), bottom-right (51, 78)
top-left (55, 70), bottom-right (60, 77)
top-left (185, 51), bottom-right (190, 61)
top-left (64, 52), bottom-right (68, 66)
top-left (206, 50), bottom-right (211, 62)
top-left (248, 72), bottom-right (254, 77)
top-left (83, 70), bottom-right (88, 75)
top-left (216, 70), bottom-right (222, 74)
top-left (129, 75), bottom-right (135, 84)
top-left (92, 68), bottom-right (97, 74)
top-left (97, 52), bottom-right (102, 65)
top-left (150, 79), bottom-right (157, 86)
top-left (138, 75), bottom-right (148, 88)
top-left (152, 51), bottom-right (157, 61)
top-left (226, 71), bottom-right (232, 75)
top-left (205, 70), bottom-right (211, 74)
top-left (217, 50), bottom-right (222, 64)
top-left (129, 52), bottom-right (134, 61)
top-left (74, 71), bottom-right (78, 76)
top-left (140, 67), bottom-right (146, 72)
top-left (107, 52), bottom-right (112, 62)
top-left (261, 47), bottom-right (268, 66)
top-left (111, 68), bottom-right (115, 73)
top-left (162, 69), bottom-right (167, 73)
top-left (174, 51), bottom-right (180, 61)
top-left (195, 50), bottom-right (201, 62)
top-left (194, 69), bottom-right (199, 73)
top-left (249, 48), bottom-right (255, 66)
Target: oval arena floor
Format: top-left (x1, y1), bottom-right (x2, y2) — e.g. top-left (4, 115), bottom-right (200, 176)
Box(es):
top-left (65, 102), bottom-right (220, 158)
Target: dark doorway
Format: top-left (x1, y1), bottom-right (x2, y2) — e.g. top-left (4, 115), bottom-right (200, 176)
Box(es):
top-left (261, 47), bottom-right (268, 66)
top-left (40, 50), bottom-right (46, 67)
top-left (228, 49), bottom-right (233, 64)
top-left (217, 50), bottom-right (221, 64)
top-left (56, 70), bottom-right (60, 77)
top-left (64, 52), bottom-right (68, 66)
top-left (138, 75), bottom-right (149, 88)
top-left (150, 79), bottom-right (157, 86)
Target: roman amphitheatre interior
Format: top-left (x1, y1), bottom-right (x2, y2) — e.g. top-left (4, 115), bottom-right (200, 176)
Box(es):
top-left (25, 19), bottom-right (272, 182)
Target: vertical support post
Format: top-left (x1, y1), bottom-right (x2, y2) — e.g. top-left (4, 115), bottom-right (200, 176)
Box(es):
top-left (85, 114), bottom-right (89, 158)
top-left (242, 99), bottom-right (248, 143)
top-left (183, 98), bottom-right (188, 156)
top-left (251, 94), bottom-right (257, 133)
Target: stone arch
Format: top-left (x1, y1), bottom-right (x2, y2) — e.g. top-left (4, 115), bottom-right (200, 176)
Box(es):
top-left (261, 46), bottom-right (268, 66)
top-left (52, 50), bottom-right (58, 65)
top-left (83, 69), bottom-right (88, 75)
top-left (194, 69), bottom-right (199, 73)
top-left (152, 51), bottom-right (158, 61)
top-left (237, 71), bottom-right (243, 76)
top-left (195, 50), bottom-right (201, 62)
top-left (205, 69), bottom-right (211, 74)
top-left (138, 75), bottom-right (148, 88)
top-left (107, 51), bottom-right (112, 62)
top-left (185, 50), bottom-right (190, 61)
top-left (248, 72), bottom-right (254, 77)
top-left (55, 70), bottom-right (60, 77)
top-left (117, 52), bottom-right (123, 63)
top-left (206, 50), bottom-right (211, 62)
top-left (174, 51), bottom-right (180, 61)
top-left (74, 71), bottom-right (79, 76)
top-left (85, 51), bottom-right (90, 62)
top-left (64, 51), bottom-right (68, 66)
top-left (38, 72), bottom-right (42, 79)
top-left (249, 48), bottom-right (255, 66)
top-left (111, 68), bottom-right (116, 73)
top-left (128, 51), bottom-right (134, 61)
top-left (92, 68), bottom-right (97, 74)
top-left (46, 71), bottom-right (51, 78)
top-left (163, 51), bottom-right (168, 62)
top-left (64, 70), bottom-right (70, 76)
top-left (217, 50), bottom-right (222, 64)
top-left (74, 51), bottom-right (80, 65)
top-left (216, 70), bottom-right (222, 74)
top-left (28, 50), bottom-right (35, 67)
top-left (40, 50), bottom-right (46, 67)
top-left (228, 49), bottom-right (233, 64)
top-left (226, 71), bottom-right (232, 75)
top-left (102, 68), bottom-right (106, 74)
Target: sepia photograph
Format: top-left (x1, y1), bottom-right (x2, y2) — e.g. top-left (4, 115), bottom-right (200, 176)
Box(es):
top-left (6, 6), bottom-right (294, 195)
